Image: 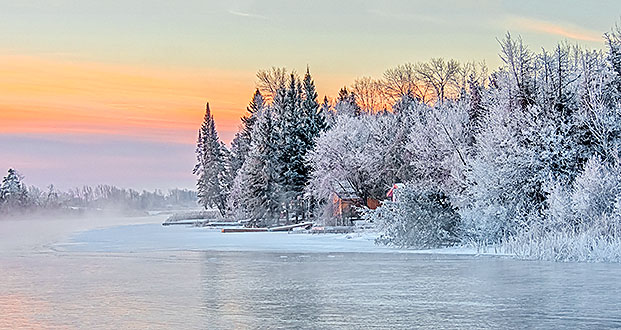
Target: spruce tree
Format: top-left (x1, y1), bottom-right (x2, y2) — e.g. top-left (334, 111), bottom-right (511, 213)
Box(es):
top-left (274, 74), bottom-right (310, 222)
top-left (335, 87), bottom-right (361, 116)
top-left (301, 67), bottom-right (326, 148)
top-left (193, 103), bottom-right (230, 217)
top-left (320, 96), bottom-right (335, 128)
top-left (239, 106), bottom-right (282, 226)
top-left (230, 89), bottom-right (265, 174)
top-left (0, 168), bottom-right (28, 209)
top-left (282, 74), bottom-right (307, 191)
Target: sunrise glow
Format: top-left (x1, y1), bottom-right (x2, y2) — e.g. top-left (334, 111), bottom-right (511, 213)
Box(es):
top-left (0, 0), bottom-right (618, 189)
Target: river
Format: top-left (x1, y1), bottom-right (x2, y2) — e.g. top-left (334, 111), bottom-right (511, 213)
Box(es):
top-left (1, 215), bottom-right (621, 329)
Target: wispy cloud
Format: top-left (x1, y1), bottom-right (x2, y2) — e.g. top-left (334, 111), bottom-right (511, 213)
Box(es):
top-left (506, 16), bottom-right (602, 42)
top-left (227, 9), bottom-right (267, 20)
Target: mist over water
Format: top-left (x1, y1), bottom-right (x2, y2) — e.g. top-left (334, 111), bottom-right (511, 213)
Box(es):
top-left (2, 216), bottom-right (621, 329)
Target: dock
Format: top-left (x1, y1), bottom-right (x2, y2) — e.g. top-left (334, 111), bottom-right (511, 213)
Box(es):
top-left (221, 227), bottom-right (268, 233)
top-left (162, 220), bottom-right (209, 226)
top-left (221, 222), bottom-right (313, 233)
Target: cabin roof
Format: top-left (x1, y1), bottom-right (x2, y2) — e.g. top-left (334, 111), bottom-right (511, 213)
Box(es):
top-left (332, 181), bottom-right (360, 200)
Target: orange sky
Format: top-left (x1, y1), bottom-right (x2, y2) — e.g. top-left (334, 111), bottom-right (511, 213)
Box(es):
top-left (1, 0), bottom-right (616, 189)
top-left (0, 54), bottom-right (349, 145)
top-left (0, 53), bottom-right (349, 189)
top-left (0, 54), bottom-right (258, 144)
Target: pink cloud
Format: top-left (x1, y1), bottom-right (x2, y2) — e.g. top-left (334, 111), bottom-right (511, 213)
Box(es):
top-left (506, 16), bottom-right (602, 43)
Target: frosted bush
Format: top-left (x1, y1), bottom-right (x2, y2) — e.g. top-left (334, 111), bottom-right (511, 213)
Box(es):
top-left (505, 157), bottom-right (621, 262)
top-left (504, 222), bottom-right (621, 263)
top-left (571, 156), bottom-right (620, 225)
top-left (369, 185), bottom-right (460, 249)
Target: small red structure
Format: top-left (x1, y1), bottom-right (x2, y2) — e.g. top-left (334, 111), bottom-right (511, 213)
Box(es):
top-left (331, 181), bottom-right (380, 225)
top-left (386, 183), bottom-right (405, 202)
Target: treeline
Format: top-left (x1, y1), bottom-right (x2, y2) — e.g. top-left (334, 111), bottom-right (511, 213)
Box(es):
top-left (194, 68), bottom-right (326, 226)
top-left (197, 23), bottom-right (621, 261)
top-left (0, 168), bottom-right (198, 217)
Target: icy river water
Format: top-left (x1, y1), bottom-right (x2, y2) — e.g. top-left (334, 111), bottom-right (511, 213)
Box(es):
top-left (2, 215), bottom-right (621, 329)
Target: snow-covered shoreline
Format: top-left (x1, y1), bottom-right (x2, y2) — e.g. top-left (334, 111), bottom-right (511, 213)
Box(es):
top-left (49, 219), bottom-right (513, 258)
top-left (12, 214), bottom-right (615, 263)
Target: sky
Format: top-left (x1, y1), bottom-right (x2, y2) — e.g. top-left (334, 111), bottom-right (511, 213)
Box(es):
top-left (0, 0), bottom-right (619, 190)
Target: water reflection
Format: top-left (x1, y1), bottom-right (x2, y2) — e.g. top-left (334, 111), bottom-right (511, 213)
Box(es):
top-left (195, 252), bottom-right (621, 329)
top-left (2, 251), bottom-right (621, 329)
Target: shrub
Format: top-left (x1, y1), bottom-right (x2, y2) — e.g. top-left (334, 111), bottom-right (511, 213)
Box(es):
top-left (369, 185), bottom-right (460, 248)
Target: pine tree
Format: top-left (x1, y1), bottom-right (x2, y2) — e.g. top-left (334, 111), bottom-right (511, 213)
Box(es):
top-left (301, 67), bottom-right (326, 148)
top-left (230, 89), bottom-right (265, 174)
top-left (239, 106), bottom-right (282, 226)
top-left (277, 74), bottom-right (307, 222)
top-left (334, 87), bottom-right (361, 116)
top-left (0, 168), bottom-right (28, 209)
top-left (193, 103), bottom-right (230, 216)
top-left (46, 184), bottom-right (60, 208)
top-left (320, 96), bottom-right (335, 128)
top-left (282, 73), bottom-right (307, 190)
top-left (256, 71), bottom-right (325, 222)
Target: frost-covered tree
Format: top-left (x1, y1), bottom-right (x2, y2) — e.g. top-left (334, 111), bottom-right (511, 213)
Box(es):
top-left (404, 99), bottom-right (471, 195)
top-left (193, 103), bottom-right (230, 216)
top-left (235, 106), bottom-right (282, 226)
top-left (45, 184), bottom-right (60, 208)
top-left (0, 168), bottom-right (29, 209)
top-left (308, 114), bottom-right (400, 211)
top-left (271, 73), bottom-right (307, 221)
top-left (320, 96), bottom-right (337, 128)
top-left (571, 156), bottom-right (621, 226)
top-left (230, 89), bottom-right (265, 174)
top-left (497, 32), bottom-right (536, 109)
top-left (605, 21), bottom-right (621, 94)
top-left (370, 184), bottom-right (460, 248)
top-left (459, 101), bottom-right (550, 245)
top-left (334, 87), bottom-right (361, 116)
top-left (301, 67), bottom-right (326, 148)
top-left (308, 115), bottom-right (374, 207)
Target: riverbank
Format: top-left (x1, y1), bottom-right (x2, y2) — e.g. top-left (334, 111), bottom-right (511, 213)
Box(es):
top-left (0, 212), bottom-right (508, 257)
top-left (51, 220), bottom-right (510, 258)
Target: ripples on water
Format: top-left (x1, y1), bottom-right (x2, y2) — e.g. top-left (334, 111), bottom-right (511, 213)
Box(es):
top-left (2, 225), bottom-right (621, 329)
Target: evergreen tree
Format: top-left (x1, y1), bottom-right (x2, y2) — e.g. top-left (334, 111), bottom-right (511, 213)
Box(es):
top-left (334, 87), bottom-right (361, 116)
top-left (230, 89), bottom-right (265, 174)
top-left (320, 96), bottom-right (336, 128)
top-left (45, 184), bottom-right (60, 208)
top-left (0, 168), bottom-right (28, 209)
top-left (278, 74), bottom-right (307, 221)
top-left (256, 70), bottom-right (328, 222)
top-left (238, 106), bottom-right (282, 226)
top-left (193, 103), bottom-right (230, 216)
top-left (301, 67), bottom-right (326, 148)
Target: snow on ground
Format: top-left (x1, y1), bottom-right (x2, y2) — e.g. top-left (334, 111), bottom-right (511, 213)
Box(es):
top-left (53, 220), bottom-right (508, 256)
top-left (1, 213), bottom-right (509, 257)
